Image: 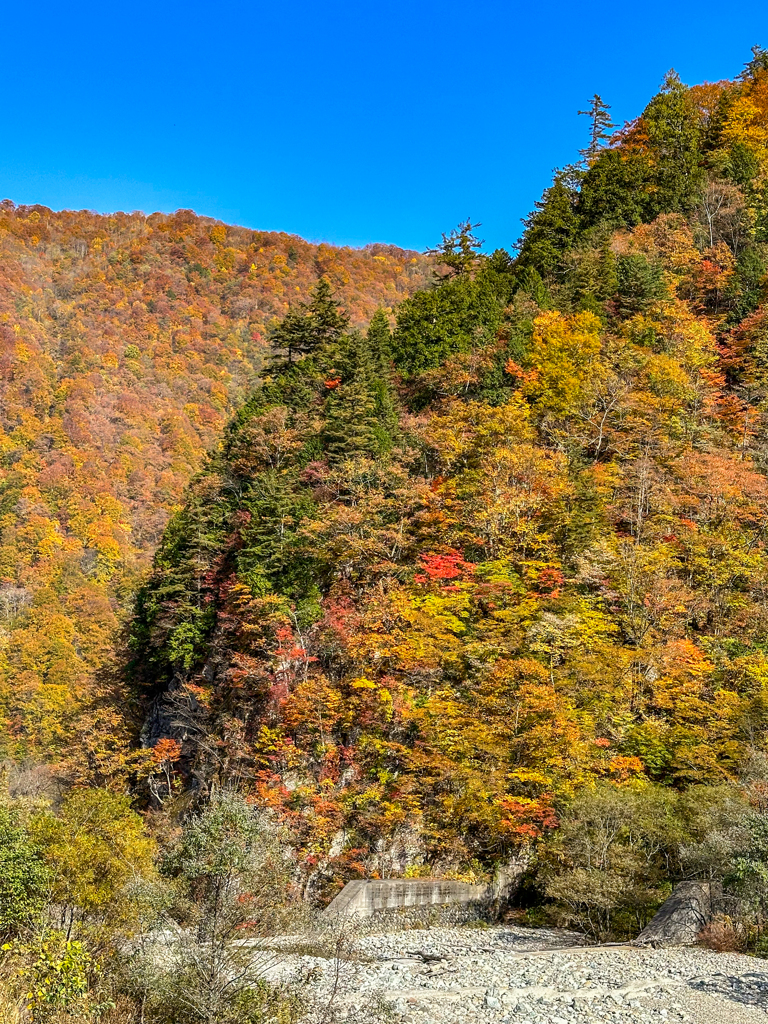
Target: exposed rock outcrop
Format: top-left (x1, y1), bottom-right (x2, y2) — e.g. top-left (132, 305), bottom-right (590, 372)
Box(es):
top-left (636, 881), bottom-right (720, 947)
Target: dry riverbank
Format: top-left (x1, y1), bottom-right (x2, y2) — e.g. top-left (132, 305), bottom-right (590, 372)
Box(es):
top-left (269, 924), bottom-right (768, 1023)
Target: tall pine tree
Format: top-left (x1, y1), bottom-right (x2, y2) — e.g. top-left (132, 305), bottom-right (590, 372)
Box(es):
top-left (322, 331), bottom-right (381, 462)
top-left (427, 220), bottom-right (484, 278)
top-left (578, 94), bottom-right (615, 164)
top-left (515, 170), bottom-right (580, 281)
top-left (366, 309), bottom-right (399, 445)
top-left (270, 278), bottom-right (349, 366)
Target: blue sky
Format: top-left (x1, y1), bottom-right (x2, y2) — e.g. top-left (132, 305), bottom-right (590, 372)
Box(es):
top-left (3, 1), bottom-right (768, 252)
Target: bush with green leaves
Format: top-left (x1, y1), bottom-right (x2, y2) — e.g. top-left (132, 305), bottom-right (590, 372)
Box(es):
top-left (539, 782), bottom-right (747, 940)
top-left (1, 930), bottom-right (109, 1023)
top-left (120, 792), bottom-right (303, 1024)
top-left (0, 805), bottom-right (50, 938)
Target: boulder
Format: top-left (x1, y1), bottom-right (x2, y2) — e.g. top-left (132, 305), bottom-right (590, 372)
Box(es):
top-left (636, 881), bottom-right (719, 947)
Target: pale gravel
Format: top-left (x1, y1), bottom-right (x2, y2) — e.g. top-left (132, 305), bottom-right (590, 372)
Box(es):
top-left (268, 923), bottom-right (768, 1023)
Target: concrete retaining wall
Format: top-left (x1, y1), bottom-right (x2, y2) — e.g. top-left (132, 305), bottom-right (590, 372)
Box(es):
top-left (322, 878), bottom-right (488, 919)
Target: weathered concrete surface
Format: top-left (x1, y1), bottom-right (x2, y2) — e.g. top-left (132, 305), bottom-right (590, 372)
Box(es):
top-left (636, 881), bottom-right (718, 947)
top-left (322, 878), bottom-right (488, 919)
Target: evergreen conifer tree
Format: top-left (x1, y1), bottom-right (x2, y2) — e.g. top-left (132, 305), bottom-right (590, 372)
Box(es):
top-left (366, 309), bottom-right (399, 444)
top-left (366, 308), bottom-right (393, 371)
top-left (427, 220), bottom-right (484, 278)
top-left (578, 73), bottom-right (704, 228)
top-left (515, 171), bottom-right (579, 280)
top-left (366, 308), bottom-right (395, 390)
top-left (268, 305), bottom-right (312, 367)
top-left (597, 239), bottom-right (619, 300)
top-left (269, 278), bottom-right (349, 366)
top-left (741, 44), bottom-right (768, 81)
top-left (577, 147), bottom-right (651, 229)
top-left (578, 94), bottom-right (615, 164)
top-left (322, 331), bottom-right (381, 462)
top-left (640, 71), bottom-right (704, 215)
top-left (309, 278), bottom-right (350, 347)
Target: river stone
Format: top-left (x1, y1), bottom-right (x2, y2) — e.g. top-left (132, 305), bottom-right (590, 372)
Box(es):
top-left (636, 882), bottom-right (719, 947)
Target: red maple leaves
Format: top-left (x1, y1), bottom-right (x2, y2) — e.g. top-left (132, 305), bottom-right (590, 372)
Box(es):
top-left (414, 549), bottom-right (476, 586)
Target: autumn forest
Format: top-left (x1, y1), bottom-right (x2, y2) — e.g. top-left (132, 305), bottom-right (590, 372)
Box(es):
top-left (4, 47), bottom-right (768, 1022)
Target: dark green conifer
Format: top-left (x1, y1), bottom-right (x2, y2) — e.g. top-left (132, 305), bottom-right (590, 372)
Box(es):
top-left (614, 254), bottom-right (667, 317)
top-left (366, 309), bottom-right (399, 443)
top-left (516, 267), bottom-right (549, 306)
top-left (427, 220), bottom-right (484, 278)
top-left (392, 252), bottom-right (515, 376)
top-left (310, 278), bottom-right (350, 347)
top-left (577, 147), bottom-right (651, 229)
top-left (641, 71), bottom-right (704, 215)
top-left (578, 72), bottom-right (705, 230)
top-left (515, 170), bottom-right (580, 280)
top-left (269, 278), bottom-right (349, 366)
top-left (268, 305), bottom-right (312, 366)
top-left (578, 94), bottom-right (615, 164)
top-left (322, 331), bottom-right (381, 462)
top-left (366, 308), bottom-right (393, 371)
top-left (740, 44), bottom-right (768, 81)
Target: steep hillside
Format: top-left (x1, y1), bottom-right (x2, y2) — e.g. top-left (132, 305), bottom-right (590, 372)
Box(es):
top-left (133, 51), bottom-right (768, 894)
top-left (0, 203), bottom-right (431, 767)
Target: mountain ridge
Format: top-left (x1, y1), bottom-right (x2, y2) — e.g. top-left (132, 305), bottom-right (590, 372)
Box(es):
top-left (0, 202), bottom-right (431, 765)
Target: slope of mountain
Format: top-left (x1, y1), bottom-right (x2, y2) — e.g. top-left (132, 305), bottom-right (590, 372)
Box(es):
top-left (132, 52), bottom-right (768, 893)
top-left (0, 202), bottom-right (431, 766)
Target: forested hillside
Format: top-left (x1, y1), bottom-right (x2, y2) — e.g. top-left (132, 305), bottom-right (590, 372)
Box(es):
top-left (133, 49), bottom-right (768, 902)
top-left (8, 46), bottom-right (768, 1024)
top-left (0, 204), bottom-right (430, 769)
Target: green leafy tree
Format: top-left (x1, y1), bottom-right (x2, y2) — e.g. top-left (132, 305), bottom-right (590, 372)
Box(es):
top-left (541, 784), bottom-right (686, 939)
top-left (31, 789), bottom-right (155, 941)
top-left (0, 807), bottom-right (49, 938)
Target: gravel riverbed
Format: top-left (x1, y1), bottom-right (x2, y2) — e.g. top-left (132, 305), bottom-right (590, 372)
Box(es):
top-left (269, 924), bottom-right (768, 1023)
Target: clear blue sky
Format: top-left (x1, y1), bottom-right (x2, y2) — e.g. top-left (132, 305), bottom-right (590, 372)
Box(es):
top-left (3, 1), bottom-right (768, 252)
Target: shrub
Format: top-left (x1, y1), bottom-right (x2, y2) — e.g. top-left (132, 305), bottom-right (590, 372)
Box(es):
top-left (699, 915), bottom-right (743, 953)
top-left (121, 791), bottom-right (304, 1024)
top-left (0, 805), bottom-right (50, 938)
top-left (540, 783), bottom-right (684, 940)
